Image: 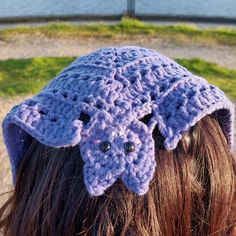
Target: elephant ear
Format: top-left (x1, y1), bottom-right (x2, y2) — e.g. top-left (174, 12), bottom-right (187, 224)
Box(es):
top-left (151, 76), bottom-right (235, 151)
top-left (1, 92), bottom-right (91, 183)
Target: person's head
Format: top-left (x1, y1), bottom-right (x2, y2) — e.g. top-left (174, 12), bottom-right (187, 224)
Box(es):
top-left (1, 46), bottom-right (236, 235)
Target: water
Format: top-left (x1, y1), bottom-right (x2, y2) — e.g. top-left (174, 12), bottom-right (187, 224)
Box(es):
top-left (136, 0), bottom-right (236, 18)
top-left (0, 0), bottom-right (235, 18)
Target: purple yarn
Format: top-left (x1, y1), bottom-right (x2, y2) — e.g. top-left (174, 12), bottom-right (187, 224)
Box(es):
top-left (1, 46), bottom-right (235, 196)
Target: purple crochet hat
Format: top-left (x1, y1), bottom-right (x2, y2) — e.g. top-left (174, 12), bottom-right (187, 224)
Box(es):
top-left (2, 46), bottom-right (235, 196)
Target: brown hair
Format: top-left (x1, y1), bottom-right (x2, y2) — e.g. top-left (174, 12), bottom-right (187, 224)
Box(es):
top-left (0, 114), bottom-right (236, 236)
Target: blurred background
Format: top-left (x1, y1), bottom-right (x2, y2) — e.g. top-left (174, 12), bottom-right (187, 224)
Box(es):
top-left (0, 0), bottom-right (235, 198)
top-left (0, 0), bottom-right (236, 20)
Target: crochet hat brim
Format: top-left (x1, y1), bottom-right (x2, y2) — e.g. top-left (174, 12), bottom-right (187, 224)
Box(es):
top-left (2, 93), bottom-right (84, 182)
top-left (152, 78), bottom-right (235, 151)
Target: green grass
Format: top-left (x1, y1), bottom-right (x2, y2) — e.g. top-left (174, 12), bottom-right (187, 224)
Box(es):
top-left (0, 57), bottom-right (75, 96)
top-left (0, 57), bottom-right (235, 99)
top-left (1, 17), bottom-right (236, 45)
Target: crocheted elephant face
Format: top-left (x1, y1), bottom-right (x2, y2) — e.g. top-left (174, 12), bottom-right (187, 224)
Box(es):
top-left (79, 112), bottom-right (156, 196)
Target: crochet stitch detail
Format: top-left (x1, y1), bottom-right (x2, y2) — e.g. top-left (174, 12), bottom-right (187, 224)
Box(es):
top-left (1, 46), bottom-right (235, 196)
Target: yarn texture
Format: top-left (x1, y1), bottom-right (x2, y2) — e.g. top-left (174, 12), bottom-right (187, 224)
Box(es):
top-left (1, 46), bottom-right (235, 196)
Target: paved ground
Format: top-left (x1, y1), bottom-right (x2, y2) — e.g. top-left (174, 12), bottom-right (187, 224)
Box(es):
top-left (0, 35), bottom-right (236, 69)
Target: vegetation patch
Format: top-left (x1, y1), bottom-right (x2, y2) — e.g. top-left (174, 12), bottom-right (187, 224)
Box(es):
top-left (1, 17), bottom-right (236, 45)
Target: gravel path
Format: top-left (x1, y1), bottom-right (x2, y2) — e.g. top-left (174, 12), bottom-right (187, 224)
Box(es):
top-left (0, 35), bottom-right (236, 69)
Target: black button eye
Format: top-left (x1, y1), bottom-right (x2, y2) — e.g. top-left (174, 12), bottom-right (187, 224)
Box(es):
top-left (100, 141), bottom-right (111, 153)
top-left (124, 141), bottom-right (135, 153)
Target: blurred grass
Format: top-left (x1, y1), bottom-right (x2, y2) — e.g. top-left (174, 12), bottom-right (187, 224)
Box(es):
top-left (0, 56), bottom-right (235, 99)
top-left (1, 17), bottom-right (236, 45)
top-left (0, 57), bottom-right (75, 96)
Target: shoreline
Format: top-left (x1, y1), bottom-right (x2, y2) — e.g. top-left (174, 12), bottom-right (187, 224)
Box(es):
top-left (0, 14), bottom-right (236, 25)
